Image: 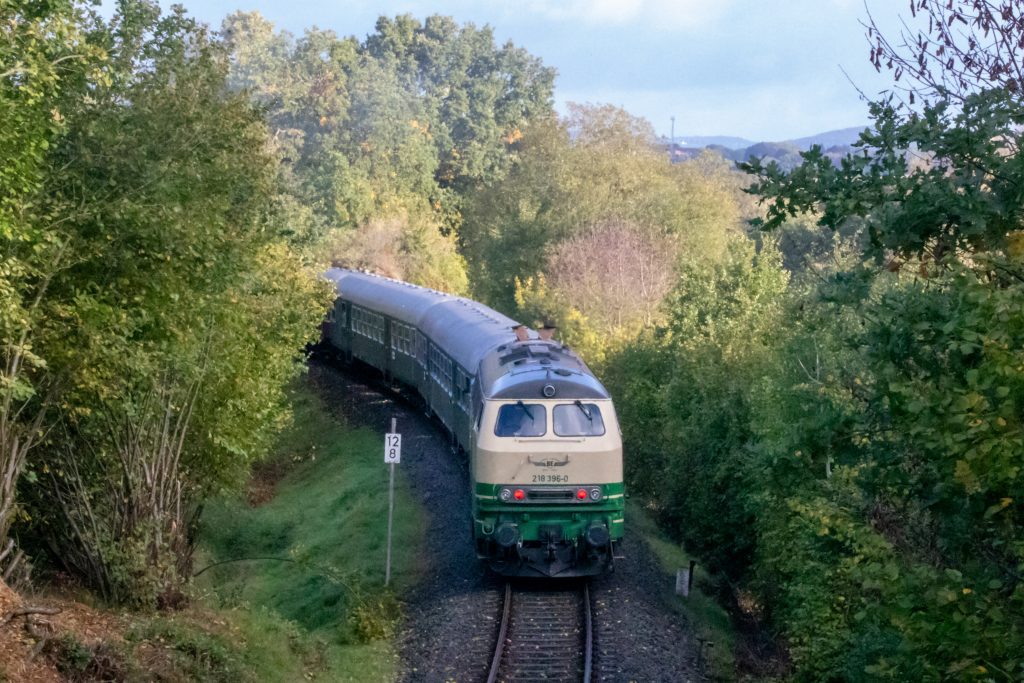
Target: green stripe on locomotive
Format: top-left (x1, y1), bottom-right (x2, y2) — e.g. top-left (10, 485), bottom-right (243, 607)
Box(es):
top-left (472, 482), bottom-right (625, 542)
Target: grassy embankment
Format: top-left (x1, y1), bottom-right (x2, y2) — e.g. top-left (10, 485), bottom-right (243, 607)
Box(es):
top-left (3, 379), bottom-right (424, 682)
top-left (183, 380), bottom-right (426, 681)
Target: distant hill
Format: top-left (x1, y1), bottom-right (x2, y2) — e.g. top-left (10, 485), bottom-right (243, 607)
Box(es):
top-left (675, 135), bottom-right (754, 150)
top-left (787, 126), bottom-right (867, 150)
top-left (672, 127), bottom-right (866, 152)
top-left (663, 125), bottom-right (870, 170)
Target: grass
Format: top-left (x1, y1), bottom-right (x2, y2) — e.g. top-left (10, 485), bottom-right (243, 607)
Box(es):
top-left (188, 380), bottom-right (426, 681)
top-left (627, 499), bottom-right (738, 680)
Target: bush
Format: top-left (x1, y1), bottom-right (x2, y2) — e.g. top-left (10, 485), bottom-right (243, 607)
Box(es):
top-left (47, 635), bottom-right (129, 682)
top-left (610, 240), bottom-right (1024, 678)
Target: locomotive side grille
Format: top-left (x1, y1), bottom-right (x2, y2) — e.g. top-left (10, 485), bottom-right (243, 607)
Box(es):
top-left (527, 489), bottom-right (574, 501)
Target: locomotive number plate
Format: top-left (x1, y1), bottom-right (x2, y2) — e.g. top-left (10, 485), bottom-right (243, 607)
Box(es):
top-left (532, 474), bottom-right (569, 483)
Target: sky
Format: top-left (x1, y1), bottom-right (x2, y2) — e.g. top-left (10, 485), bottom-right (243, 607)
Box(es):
top-left (110, 0), bottom-right (912, 142)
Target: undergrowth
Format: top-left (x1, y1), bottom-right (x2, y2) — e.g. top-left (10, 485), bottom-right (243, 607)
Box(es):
top-left (191, 379), bottom-right (426, 680)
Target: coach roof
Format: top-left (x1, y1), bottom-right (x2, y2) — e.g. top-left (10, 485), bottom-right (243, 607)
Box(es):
top-left (325, 268), bottom-right (521, 372)
top-left (417, 298), bottom-right (520, 373)
top-left (324, 268), bottom-right (447, 325)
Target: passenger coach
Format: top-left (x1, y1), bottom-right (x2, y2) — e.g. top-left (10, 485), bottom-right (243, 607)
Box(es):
top-left (322, 268), bottom-right (624, 577)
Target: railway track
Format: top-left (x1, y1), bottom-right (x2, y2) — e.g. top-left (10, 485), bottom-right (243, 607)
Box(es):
top-left (487, 581), bottom-right (593, 683)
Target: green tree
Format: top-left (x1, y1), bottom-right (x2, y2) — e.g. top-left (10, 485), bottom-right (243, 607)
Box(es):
top-left (363, 14), bottom-right (555, 195)
top-left (0, 0), bottom-right (107, 554)
top-left (219, 12), bottom-right (554, 293)
top-left (736, 84), bottom-right (1024, 680)
top-left (0, 1), bottom-right (328, 602)
top-left (610, 237), bottom-right (790, 572)
top-left (743, 90), bottom-right (1024, 262)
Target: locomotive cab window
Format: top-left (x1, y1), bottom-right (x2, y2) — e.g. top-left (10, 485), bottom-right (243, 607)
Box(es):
top-left (553, 402), bottom-right (605, 437)
top-left (494, 402), bottom-right (546, 437)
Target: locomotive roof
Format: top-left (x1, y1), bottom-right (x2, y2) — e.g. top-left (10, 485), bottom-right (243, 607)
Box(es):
top-left (477, 340), bottom-right (611, 400)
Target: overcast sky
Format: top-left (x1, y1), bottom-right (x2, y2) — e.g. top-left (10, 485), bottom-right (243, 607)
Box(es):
top-left (124, 0), bottom-right (912, 142)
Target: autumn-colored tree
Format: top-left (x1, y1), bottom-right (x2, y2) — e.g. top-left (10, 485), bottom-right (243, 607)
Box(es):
top-left (219, 12), bottom-right (554, 294)
top-left (464, 104), bottom-right (741, 315)
top-left (866, 0), bottom-right (1024, 103)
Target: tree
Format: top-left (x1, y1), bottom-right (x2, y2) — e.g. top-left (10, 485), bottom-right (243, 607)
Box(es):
top-left (0, 0), bottom-right (107, 556)
top-left (219, 11), bottom-right (555, 293)
top-left (743, 89), bottom-right (1024, 263)
top-left (463, 104), bottom-right (741, 314)
top-left (602, 236), bottom-right (790, 570)
top-left (0, 1), bottom-right (327, 602)
top-left (364, 14), bottom-right (556, 194)
top-left (866, 0), bottom-right (1024, 103)
top-left (735, 14), bottom-right (1024, 672)
top-left (547, 220), bottom-right (674, 330)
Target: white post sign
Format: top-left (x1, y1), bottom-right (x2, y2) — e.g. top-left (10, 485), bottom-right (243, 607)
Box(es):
top-left (384, 432), bottom-right (401, 464)
top-left (385, 417), bottom-right (399, 586)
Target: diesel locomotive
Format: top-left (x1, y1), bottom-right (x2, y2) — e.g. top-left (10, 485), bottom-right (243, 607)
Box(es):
top-left (322, 268), bottom-right (624, 577)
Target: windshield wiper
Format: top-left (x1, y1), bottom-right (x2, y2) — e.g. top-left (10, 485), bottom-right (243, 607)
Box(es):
top-left (516, 400), bottom-right (534, 422)
top-left (574, 400), bottom-right (593, 421)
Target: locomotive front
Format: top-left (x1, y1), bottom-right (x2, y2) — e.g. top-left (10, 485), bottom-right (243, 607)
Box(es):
top-left (471, 341), bottom-right (624, 577)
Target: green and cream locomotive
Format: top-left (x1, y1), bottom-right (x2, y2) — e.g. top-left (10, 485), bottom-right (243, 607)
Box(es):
top-left (323, 268), bottom-right (624, 577)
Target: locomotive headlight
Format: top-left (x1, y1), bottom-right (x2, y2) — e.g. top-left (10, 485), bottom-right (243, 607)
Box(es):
top-left (499, 487), bottom-right (513, 502)
top-left (589, 487), bottom-right (603, 501)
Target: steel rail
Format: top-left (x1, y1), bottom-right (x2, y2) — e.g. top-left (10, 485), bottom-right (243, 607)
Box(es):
top-left (486, 582), bottom-right (512, 683)
top-left (583, 581), bottom-right (593, 683)
top-left (487, 581), bottom-right (593, 683)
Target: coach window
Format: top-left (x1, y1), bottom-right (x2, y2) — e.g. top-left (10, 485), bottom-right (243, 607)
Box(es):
top-left (404, 324), bottom-right (414, 354)
top-left (429, 345), bottom-right (452, 395)
top-left (352, 307), bottom-right (364, 336)
top-left (391, 322), bottom-right (413, 356)
top-left (416, 332), bottom-right (427, 367)
top-left (455, 369), bottom-right (470, 413)
top-left (553, 402), bottom-right (606, 437)
top-left (370, 311), bottom-right (384, 343)
top-left (442, 357), bottom-right (453, 396)
top-left (494, 402), bottom-right (546, 437)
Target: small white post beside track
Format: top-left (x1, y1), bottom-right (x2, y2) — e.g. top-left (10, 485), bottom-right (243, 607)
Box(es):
top-left (384, 417), bottom-right (401, 586)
